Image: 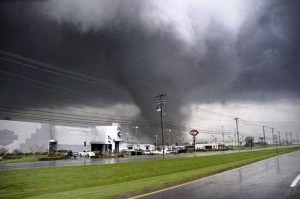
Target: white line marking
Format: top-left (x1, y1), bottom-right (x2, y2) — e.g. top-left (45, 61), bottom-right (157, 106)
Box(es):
top-left (290, 174), bottom-right (300, 187)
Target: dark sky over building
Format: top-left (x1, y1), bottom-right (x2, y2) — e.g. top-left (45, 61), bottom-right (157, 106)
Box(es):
top-left (1, 0), bottom-right (300, 142)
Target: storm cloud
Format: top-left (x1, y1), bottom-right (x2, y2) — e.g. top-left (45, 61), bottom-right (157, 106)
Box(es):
top-left (1, 0), bottom-right (300, 142)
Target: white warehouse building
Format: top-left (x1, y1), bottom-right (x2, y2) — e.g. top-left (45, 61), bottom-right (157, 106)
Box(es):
top-left (0, 120), bottom-right (123, 154)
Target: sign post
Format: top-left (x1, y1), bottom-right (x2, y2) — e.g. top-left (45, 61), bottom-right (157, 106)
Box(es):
top-left (189, 129), bottom-right (199, 157)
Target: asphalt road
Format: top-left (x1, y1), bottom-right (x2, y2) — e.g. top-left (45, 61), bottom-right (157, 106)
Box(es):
top-left (134, 150), bottom-right (300, 199)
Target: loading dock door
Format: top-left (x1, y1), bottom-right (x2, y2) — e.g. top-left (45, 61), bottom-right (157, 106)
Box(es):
top-left (115, 141), bottom-right (120, 153)
top-left (49, 141), bottom-right (57, 152)
top-left (91, 144), bottom-right (103, 153)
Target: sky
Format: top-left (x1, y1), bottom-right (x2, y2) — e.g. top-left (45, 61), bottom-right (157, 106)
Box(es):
top-left (0, 0), bottom-right (300, 144)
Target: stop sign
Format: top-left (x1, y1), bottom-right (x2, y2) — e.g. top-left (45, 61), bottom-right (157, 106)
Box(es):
top-left (189, 129), bottom-right (199, 137)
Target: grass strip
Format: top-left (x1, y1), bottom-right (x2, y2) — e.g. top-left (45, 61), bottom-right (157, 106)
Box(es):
top-left (0, 147), bottom-right (298, 199)
top-left (1, 157), bottom-right (38, 163)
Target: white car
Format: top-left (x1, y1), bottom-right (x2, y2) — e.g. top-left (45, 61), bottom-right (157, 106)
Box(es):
top-left (143, 150), bottom-right (153, 155)
top-left (152, 150), bottom-right (163, 155)
top-left (78, 151), bottom-right (95, 157)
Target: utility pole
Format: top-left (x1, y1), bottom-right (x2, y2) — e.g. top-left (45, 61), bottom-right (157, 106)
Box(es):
top-left (234, 118), bottom-right (240, 150)
top-left (156, 93), bottom-right (167, 159)
top-left (272, 128), bottom-right (278, 155)
top-left (222, 126), bottom-right (224, 144)
top-left (271, 128), bottom-right (274, 145)
top-left (297, 135), bottom-right (299, 145)
top-left (285, 132), bottom-right (288, 145)
top-left (290, 132), bottom-right (293, 145)
top-left (278, 132), bottom-right (281, 146)
top-left (263, 126), bottom-right (266, 148)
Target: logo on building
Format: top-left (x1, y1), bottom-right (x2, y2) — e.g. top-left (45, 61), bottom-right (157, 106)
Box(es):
top-left (118, 132), bottom-right (122, 138)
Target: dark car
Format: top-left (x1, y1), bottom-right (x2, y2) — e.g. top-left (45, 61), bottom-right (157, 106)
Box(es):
top-left (73, 152), bottom-right (78, 158)
top-left (63, 150), bottom-right (73, 158)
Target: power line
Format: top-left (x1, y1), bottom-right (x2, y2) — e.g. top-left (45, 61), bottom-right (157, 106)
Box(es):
top-left (167, 96), bottom-right (235, 119)
top-left (0, 109), bottom-right (232, 135)
top-left (1, 50), bottom-right (239, 120)
top-left (0, 50), bottom-right (151, 95)
top-left (1, 50), bottom-right (297, 136)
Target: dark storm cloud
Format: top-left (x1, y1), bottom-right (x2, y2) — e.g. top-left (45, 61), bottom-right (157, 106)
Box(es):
top-left (1, 0), bottom-right (300, 139)
top-left (37, 0), bottom-right (242, 101)
top-left (0, 1), bottom-right (238, 118)
top-left (236, 0), bottom-right (300, 96)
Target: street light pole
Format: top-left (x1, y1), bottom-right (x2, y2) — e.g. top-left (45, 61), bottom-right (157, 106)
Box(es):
top-left (125, 133), bottom-right (129, 144)
top-left (132, 126), bottom-right (138, 156)
top-left (228, 135), bottom-right (232, 147)
top-left (278, 132), bottom-right (281, 146)
top-left (154, 134), bottom-right (158, 151)
top-left (167, 129), bottom-right (172, 146)
top-left (234, 118), bottom-right (240, 150)
top-left (271, 129), bottom-right (274, 145)
top-left (263, 126), bottom-right (266, 148)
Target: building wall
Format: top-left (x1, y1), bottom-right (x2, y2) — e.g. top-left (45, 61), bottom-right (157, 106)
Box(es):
top-left (0, 120), bottom-right (183, 154)
top-left (52, 125), bottom-right (95, 152)
top-left (195, 143), bottom-right (219, 150)
top-left (0, 120), bottom-right (50, 153)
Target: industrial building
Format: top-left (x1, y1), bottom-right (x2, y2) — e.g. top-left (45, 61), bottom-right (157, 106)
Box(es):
top-left (0, 120), bottom-right (122, 154)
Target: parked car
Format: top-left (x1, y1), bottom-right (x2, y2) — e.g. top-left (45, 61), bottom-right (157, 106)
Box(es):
top-left (143, 150), bottom-right (153, 155)
top-left (63, 150), bottom-right (73, 158)
top-left (72, 152), bottom-right (78, 158)
top-left (167, 149), bottom-right (178, 154)
top-left (78, 150), bottom-right (95, 157)
top-left (152, 150), bottom-right (163, 155)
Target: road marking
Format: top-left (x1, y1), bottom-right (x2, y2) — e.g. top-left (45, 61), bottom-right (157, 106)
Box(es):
top-left (290, 174), bottom-right (300, 187)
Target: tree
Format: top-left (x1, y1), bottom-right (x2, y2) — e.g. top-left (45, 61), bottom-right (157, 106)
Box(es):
top-left (245, 136), bottom-right (254, 149)
top-left (0, 147), bottom-right (8, 156)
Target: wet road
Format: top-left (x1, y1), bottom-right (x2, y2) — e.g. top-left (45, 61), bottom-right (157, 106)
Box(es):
top-left (134, 150), bottom-right (300, 199)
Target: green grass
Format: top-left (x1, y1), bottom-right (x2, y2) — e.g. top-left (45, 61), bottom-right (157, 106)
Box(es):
top-left (0, 147), bottom-right (298, 199)
top-left (1, 157), bottom-right (38, 163)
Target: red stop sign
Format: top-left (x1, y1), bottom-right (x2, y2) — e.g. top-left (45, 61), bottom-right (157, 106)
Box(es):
top-left (189, 129), bottom-right (199, 137)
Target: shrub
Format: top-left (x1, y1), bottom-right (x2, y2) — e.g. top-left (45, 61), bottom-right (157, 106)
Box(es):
top-left (38, 156), bottom-right (68, 161)
top-left (3, 156), bottom-right (23, 160)
top-left (13, 149), bottom-right (24, 156)
top-left (90, 155), bottom-right (100, 159)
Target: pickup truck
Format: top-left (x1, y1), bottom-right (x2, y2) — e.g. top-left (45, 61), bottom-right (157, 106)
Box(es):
top-left (78, 151), bottom-right (95, 157)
